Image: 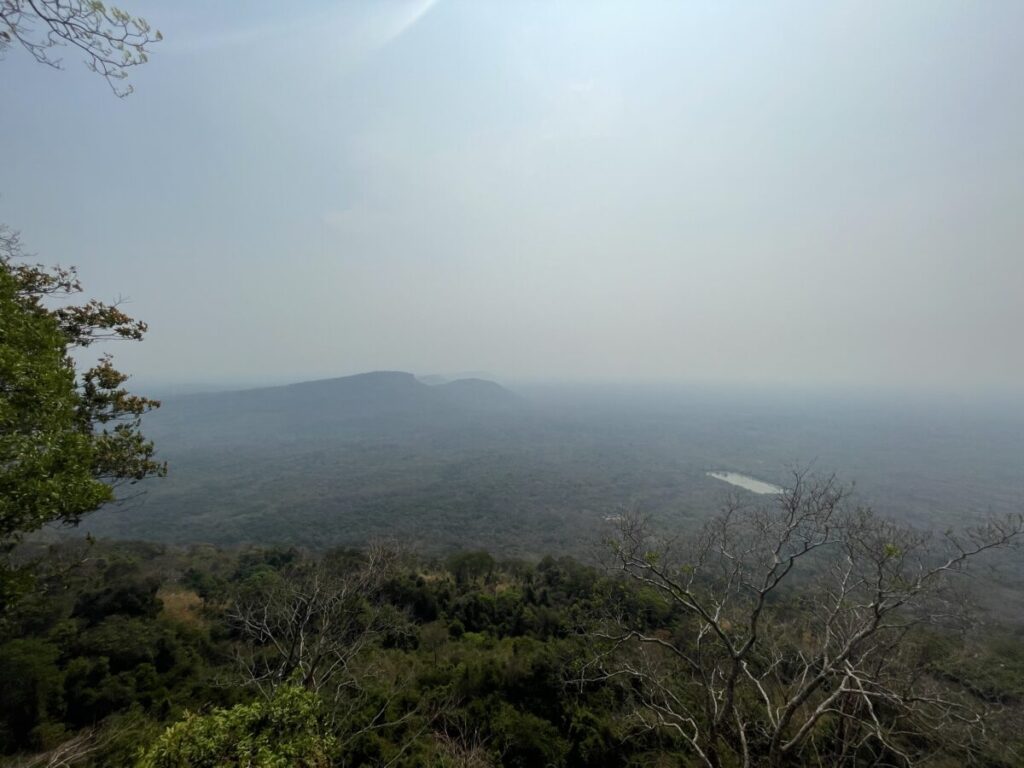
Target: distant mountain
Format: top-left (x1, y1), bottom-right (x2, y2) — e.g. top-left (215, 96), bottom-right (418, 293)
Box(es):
top-left (147, 371), bottom-right (520, 439)
top-left (270, 371), bottom-right (438, 415)
top-left (233, 370), bottom-right (515, 408)
top-left (417, 371), bottom-right (497, 385)
top-left (435, 377), bottom-right (520, 409)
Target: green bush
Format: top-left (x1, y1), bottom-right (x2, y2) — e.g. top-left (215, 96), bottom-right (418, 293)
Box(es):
top-left (137, 685), bottom-right (335, 768)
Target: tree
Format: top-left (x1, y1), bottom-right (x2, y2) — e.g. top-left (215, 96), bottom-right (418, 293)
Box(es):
top-left (0, 639), bottom-right (63, 752)
top-left (0, 0), bottom-right (160, 96)
top-left (447, 551), bottom-right (495, 586)
top-left (226, 545), bottom-right (431, 765)
top-left (138, 685), bottom-right (336, 768)
top-left (227, 545), bottom-right (402, 700)
top-left (433, 724), bottom-right (497, 768)
top-left (585, 472), bottom-right (1023, 767)
top-left (1, 227), bottom-right (165, 601)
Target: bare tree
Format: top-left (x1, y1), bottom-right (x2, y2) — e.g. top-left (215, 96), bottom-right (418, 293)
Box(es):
top-left (583, 471), bottom-right (1022, 767)
top-left (227, 543), bottom-right (403, 700)
top-left (433, 724), bottom-right (498, 768)
top-left (226, 543), bottom-right (429, 767)
top-left (6, 716), bottom-right (142, 768)
top-left (1, 0), bottom-right (160, 95)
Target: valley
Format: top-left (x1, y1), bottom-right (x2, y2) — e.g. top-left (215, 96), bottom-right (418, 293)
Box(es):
top-left (82, 373), bottom-right (1024, 563)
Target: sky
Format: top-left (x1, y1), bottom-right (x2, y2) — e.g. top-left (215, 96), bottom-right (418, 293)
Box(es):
top-left (2, 1), bottom-right (1023, 396)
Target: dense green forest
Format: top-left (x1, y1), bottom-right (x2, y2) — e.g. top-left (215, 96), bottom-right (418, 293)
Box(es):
top-left (4, 507), bottom-right (1024, 767)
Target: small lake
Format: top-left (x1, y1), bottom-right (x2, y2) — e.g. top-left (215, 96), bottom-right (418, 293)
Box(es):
top-left (706, 471), bottom-right (783, 495)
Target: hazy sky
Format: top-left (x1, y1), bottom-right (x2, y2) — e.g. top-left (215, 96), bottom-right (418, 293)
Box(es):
top-left (2, 1), bottom-right (1023, 395)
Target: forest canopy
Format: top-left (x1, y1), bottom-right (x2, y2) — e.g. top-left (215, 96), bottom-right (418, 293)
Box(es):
top-left (2, 482), bottom-right (1022, 767)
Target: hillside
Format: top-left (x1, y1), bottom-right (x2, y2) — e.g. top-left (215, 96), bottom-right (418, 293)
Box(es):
top-left (149, 370), bottom-right (520, 434)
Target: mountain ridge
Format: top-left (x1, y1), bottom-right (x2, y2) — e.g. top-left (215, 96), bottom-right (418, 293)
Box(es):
top-left (145, 371), bottom-right (521, 436)
top-left (174, 370), bottom-right (512, 402)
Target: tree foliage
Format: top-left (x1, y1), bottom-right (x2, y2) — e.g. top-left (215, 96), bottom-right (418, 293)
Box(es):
top-left (0, 227), bottom-right (165, 584)
top-left (0, 0), bottom-right (161, 95)
top-left (139, 685), bottom-right (336, 768)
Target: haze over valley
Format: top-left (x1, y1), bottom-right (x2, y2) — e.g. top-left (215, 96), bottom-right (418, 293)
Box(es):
top-left (84, 371), bottom-right (1024, 562)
